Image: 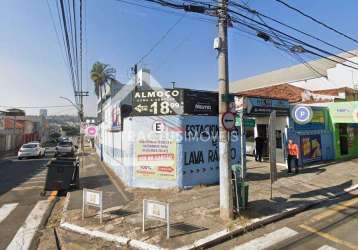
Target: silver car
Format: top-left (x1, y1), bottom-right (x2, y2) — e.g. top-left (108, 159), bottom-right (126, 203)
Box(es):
top-left (18, 143), bottom-right (45, 159)
top-left (55, 141), bottom-right (75, 156)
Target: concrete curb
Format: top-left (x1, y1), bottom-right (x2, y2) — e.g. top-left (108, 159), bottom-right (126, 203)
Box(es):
top-left (59, 183), bottom-right (358, 250)
top-left (177, 183), bottom-right (358, 250)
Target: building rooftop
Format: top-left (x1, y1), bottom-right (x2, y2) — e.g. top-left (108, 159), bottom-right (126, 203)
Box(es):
top-left (237, 84), bottom-right (358, 104)
top-left (230, 49), bottom-right (358, 92)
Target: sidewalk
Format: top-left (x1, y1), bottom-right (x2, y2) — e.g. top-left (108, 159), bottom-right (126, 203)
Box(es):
top-left (61, 153), bottom-right (358, 249)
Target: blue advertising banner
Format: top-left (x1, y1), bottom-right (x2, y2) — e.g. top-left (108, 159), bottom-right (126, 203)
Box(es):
top-left (300, 134), bottom-right (322, 163)
top-left (246, 97), bottom-right (289, 116)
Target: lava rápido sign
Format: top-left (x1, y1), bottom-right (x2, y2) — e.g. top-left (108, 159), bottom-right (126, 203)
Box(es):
top-left (222, 112), bottom-right (236, 131)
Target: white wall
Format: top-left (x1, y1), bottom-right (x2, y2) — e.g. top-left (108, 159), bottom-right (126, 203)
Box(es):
top-left (290, 56), bottom-right (358, 90)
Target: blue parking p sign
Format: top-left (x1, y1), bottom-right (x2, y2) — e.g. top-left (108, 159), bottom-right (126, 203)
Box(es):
top-left (292, 105), bottom-right (313, 125)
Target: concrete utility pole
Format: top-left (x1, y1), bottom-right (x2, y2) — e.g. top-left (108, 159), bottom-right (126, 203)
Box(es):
top-left (218, 0), bottom-right (233, 220)
top-left (75, 91), bottom-right (89, 152)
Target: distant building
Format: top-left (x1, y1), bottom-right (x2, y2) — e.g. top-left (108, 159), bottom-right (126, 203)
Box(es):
top-left (40, 109), bottom-right (48, 118)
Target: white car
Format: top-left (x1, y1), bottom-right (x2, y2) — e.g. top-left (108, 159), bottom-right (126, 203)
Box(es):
top-left (55, 141), bottom-right (76, 156)
top-left (18, 143), bottom-right (45, 159)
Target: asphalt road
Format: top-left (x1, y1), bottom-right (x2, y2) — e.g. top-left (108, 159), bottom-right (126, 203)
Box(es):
top-left (0, 154), bottom-right (53, 250)
top-left (210, 190), bottom-right (358, 250)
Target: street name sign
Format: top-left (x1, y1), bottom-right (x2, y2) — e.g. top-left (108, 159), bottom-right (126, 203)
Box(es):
top-left (235, 117), bottom-right (255, 128)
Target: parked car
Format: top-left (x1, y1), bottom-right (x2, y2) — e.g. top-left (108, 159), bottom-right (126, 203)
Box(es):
top-left (18, 143), bottom-right (45, 160)
top-left (55, 141), bottom-right (76, 156)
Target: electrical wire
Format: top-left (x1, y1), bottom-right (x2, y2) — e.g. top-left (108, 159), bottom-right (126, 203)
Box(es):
top-left (137, 14), bottom-right (186, 66)
top-left (0, 105), bottom-right (74, 109)
top-left (230, 1), bottom-right (357, 57)
top-left (275, 0), bottom-right (358, 45)
top-left (226, 8), bottom-right (358, 70)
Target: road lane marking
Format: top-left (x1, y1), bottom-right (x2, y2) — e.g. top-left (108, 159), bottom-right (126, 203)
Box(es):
top-left (317, 245), bottom-right (338, 250)
top-left (11, 186), bottom-right (43, 191)
top-left (0, 203), bottom-right (18, 224)
top-left (299, 224), bottom-right (358, 250)
top-left (232, 227), bottom-right (298, 250)
top-left (21, 180), bottom-right (45, 184)
top-left (6, 200), bottom-right (50, 250)
top-left (309, 198), bottom-right (358, 223)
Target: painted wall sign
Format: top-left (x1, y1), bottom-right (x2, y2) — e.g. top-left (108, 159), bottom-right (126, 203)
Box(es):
top-left (222, 112), bottom-right (236, 131)
top-left (132, 89), bottom-right (184, 116)
top-left (183, 90), bottom-right (218, 115)
top-left (301, 134), bottom-right (322, 163)
top-left (329, 101), bottom-right (358, 123)
top-left (246, 97), bottom-right (289, 116)
top-left (135, 138), bottom-right (177, 180)
top-left (292, 105), bottom-right (313, 125)
top-left (294, 109), bottom-right (326, 130)
top-left (111, 102), bottom-right (122, 131)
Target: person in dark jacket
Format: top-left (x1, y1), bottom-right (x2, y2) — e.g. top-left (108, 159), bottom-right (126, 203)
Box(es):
top-left (255, 136), bottom-right (263, 162)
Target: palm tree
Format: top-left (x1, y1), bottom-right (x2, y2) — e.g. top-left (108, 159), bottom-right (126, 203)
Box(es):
top-left (90, 61), bottom-right (116, 98)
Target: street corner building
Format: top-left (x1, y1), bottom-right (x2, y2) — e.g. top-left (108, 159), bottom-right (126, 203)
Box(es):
top-left (287, 106), bottom-right (335, 167)
top-left (95, 74), bottom-right (241, 189)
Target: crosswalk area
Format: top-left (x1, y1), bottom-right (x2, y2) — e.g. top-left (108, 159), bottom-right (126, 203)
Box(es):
top-left (232, 227), bottom-right (338, 250)
top-left (0, 200), bottom-right (51, 250)
top-left (11, 165), bottom-right (47, 192)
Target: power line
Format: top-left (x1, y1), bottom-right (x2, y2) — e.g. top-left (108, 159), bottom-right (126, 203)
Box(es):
top-left (274, 0), bottom-right (358, 45)
top-left (137, 14), bottom-right (186, 65)
top-left (233, 1), bottom-right (326, 79)
top-left (0, 105), bottom-right (74, 109)
top-left (226, 8), bottom-right (358, 70)
top-left (230, 1), bottom-right (357, 57)
top-left (46, 0), bottom-right (73, 81)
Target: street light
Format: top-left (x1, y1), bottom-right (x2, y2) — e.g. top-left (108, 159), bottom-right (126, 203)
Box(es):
top-left (59, 96), bottom-right (84, 152)
top-left (59, 96), bottom-right (80, 112)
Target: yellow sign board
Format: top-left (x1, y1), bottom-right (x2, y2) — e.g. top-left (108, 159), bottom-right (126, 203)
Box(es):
top-left (135, 139), bottom-right (177, 180)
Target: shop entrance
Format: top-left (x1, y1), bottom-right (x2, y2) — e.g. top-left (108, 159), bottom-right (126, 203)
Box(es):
top-left (339, 124), bottom-right (349, 155)
top-left (257, 124), bottom-right (268, 157)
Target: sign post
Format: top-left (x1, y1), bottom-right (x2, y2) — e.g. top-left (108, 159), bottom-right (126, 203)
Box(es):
top-left (82, 188), bottom-right (103, 223)
top-left (268, 111), bottom-right (278, 199)
top-left (143, 199), bottom-right (170, 239)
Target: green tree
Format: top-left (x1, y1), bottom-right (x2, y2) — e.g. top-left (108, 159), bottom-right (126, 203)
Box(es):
top-left (90, 61), bottom-right (116, 98)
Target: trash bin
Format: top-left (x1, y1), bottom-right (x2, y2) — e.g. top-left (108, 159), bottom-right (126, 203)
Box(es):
top-left (235, 181), bottom-right (249, 210)
top-left (44, 158), bottom-right (80, 192)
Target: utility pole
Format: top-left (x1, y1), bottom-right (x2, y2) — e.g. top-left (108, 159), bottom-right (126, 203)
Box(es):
top-left (75, 91), bottom-right (89, 152)
top-left (218, 0), bottom-right (233, 220)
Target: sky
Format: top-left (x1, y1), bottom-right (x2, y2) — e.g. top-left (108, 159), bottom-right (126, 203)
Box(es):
top-left (1, 0), bottom-right (358, 116)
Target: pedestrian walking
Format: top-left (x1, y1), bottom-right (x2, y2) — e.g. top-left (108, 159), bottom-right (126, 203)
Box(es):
top-left (287, 139), bottom-right (299, 174)
top-left (255, 136), bottom-right (263, 162)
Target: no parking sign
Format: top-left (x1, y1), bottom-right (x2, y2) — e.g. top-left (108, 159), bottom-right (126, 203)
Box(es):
top-left (85, 125), bottom-right (98, 137)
